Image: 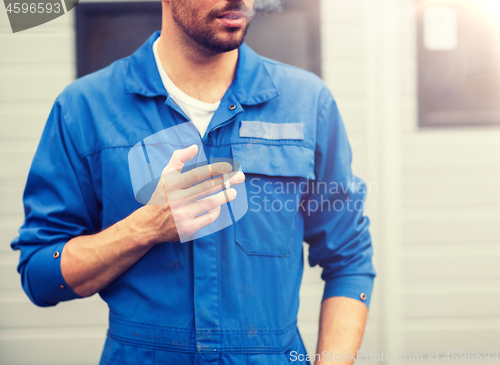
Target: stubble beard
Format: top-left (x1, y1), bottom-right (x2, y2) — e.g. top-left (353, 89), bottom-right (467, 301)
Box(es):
top-left (170, 2), bottom-right (251, 54)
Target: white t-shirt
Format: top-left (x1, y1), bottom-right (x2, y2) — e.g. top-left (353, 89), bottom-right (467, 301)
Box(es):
top-left (152, 38), bottom-right (220, 137)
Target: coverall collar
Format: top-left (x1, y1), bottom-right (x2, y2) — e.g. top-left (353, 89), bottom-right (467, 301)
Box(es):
top-left (124, 31), bottom-right (280, 105)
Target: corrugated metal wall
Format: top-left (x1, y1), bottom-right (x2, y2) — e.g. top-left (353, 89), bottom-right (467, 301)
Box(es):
top-left (0, 8), bottom-right (109, 365)
top-left (397, 0), bottom-right (500, 356)
top-left (1, 0), bottom-right (499, 364)
top-left (302, 0), bottom-right (500, 361)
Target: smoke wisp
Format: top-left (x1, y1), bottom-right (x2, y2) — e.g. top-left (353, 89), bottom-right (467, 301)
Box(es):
top-left (253, 0), bottom-right (284, 13)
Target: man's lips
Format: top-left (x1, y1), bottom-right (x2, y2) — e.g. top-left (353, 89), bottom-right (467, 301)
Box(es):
top-left (216, 11), bottom-right (246, 28)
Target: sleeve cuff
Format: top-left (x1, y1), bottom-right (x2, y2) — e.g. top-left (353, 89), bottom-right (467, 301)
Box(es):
top-left (25, 242), bottom-right (82, 307)
top-left (322, 275), bottom-right (374, 308)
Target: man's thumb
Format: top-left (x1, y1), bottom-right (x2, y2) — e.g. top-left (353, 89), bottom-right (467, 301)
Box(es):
top-left (164, 145), bottom-right (199, 174)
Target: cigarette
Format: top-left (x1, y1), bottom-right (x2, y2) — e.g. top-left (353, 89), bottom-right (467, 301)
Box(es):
top-left (223, 173), bottom-right (230, 190)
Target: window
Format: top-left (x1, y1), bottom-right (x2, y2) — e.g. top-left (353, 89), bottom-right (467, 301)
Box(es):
top-left (418, 0), bottom-right (500, 127)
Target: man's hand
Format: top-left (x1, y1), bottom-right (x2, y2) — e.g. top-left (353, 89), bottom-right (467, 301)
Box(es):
top-left (144, 144), bottom-right (245, 243)
top-left (62, 145), bottom-right (245, 297)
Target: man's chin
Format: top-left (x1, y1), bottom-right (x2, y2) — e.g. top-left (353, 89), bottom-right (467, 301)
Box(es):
top-left (202, 29), bottom-right (248, 53)
top-left (208, 39), bottom-right (245, 53)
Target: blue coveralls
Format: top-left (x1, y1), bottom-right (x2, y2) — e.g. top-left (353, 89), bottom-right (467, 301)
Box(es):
top-left (12, 31), bottom-right (376, 365)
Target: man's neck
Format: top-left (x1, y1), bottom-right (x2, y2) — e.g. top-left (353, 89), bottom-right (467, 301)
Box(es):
top-left (157, 22), bottom-right (239, 104)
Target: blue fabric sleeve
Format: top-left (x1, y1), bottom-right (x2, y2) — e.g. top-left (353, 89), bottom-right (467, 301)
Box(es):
top-left (11, 97), bottom-right (99, 307)
top-left (303, 89), bottom-right (376, 308)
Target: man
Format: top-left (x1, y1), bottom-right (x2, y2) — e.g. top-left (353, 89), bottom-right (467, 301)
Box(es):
top-left (11, 0), bottom-right (376, 364)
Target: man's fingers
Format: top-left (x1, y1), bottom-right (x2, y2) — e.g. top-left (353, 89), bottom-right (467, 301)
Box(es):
top-left (193, 206), bottom-right (221, 231)
top-left (191, 188), bottom-right (237, 218)
top-left (162, 145), bottom-right (199, 175)
top-left (177, 171), bottom-right (245, 201)
top-left (178, 162), bottom-right (233, 188)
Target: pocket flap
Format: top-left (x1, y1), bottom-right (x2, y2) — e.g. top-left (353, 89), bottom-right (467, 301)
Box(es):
top-left (231, 143), bottom-right (315, 180)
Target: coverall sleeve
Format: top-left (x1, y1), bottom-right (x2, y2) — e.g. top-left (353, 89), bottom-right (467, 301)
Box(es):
top-left (11, 97), bottom-right (100, 307)
top-left (303, 89), bottom-right (376, 308)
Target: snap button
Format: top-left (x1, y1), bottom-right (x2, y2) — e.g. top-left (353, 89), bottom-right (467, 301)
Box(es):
top-left (59, 285), bottom-right (65, 290)
top-left (229, 104), bottom-right (236, 111)
top-left (360, 293), bottom-right (367, 301)
top-left (271, 159), bottom-right (281, 168)
top-left (53, 251), bottom-right (60, 259)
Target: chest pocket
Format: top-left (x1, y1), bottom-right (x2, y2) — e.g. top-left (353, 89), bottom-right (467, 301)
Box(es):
top-left (230, 143), bottom-right (315, 257)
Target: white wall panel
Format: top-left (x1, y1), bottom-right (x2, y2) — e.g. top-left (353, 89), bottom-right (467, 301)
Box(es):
top-left (0, 33), bottom-right (73, 64)
top-left (405, 362), bottom-right (500, 365)
top-left (0, 4), bottom-right (9, 29)
top-left (320, 0), bottom-right (500, 358)
top-left (400, 29), bottom-right (417, 59)
top-left (403, 166), bottom-right (500, 181)
top-left (404, 319), bottom-right (500, 354)
top-left (403, 253), bottom-right (500, 281)
top-left (0, 108), bottom-right (48, 140)
top-left (339, 105), bottom-right (368, 134)
top-left (0, 215), bottom-right (23, 253)
top-left (402, 180), bottom-right (500, 207)
top-left (321, 27), bottom-right (366, 59)
top-left (0, 70), bottom-right (73, 103)
top-left (401, 64), bottom-right (417, 97)
top-left (401, 139), bottom-right (500, 169)
top-left (301, 259), bottom-right (323, 285)
top-left (400, 99), bottom-right (418, 132)
top-left (321, 0), bottom-right (365, 22)
top-left (402, 217), bottom-right (500, 244)
top-left (0, 255), bottom-right (23, 290)
top-left (404, 290), bottom-right (500, 319)
top-left (0, 141), bottom-right (38, 177)
top-left (322, 63), bottom-right (366, 97)
top-left (398, 0), bottom-right (500, 352)
top-left (0, 12), bottom-right (110, 365)
top-left (0, 189), bottom-right (25, 216)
